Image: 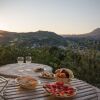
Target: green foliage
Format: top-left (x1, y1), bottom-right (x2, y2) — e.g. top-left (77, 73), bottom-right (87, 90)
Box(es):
top-left (0, 45), bottom-right (100, 88)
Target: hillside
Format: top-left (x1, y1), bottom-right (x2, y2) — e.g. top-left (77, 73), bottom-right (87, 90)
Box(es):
top-left (62, 28), bottom-right (100, 50)
top-left (81, 28), bottom-right (100, 40)
top-left (0, 28), bottom-right (100, 48)
top-left (63, 28), bottom-right (100, 40)
top-left (0, 30), bottom-right (67, 47)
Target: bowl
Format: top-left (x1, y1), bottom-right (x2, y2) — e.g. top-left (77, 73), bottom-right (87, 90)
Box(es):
top-left (16, 76), bottom-right (38, 89)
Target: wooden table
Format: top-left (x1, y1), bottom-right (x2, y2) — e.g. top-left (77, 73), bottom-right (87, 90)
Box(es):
top-left (0, 64), bottom-right (99, 100)
top-left (2, 78), bottom-right (98, 100)
top-left (0, 63), bottom-right (52, 78)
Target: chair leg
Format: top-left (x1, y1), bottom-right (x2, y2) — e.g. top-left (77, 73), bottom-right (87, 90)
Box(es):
top-left (0, 94), bottom-right (5, 100)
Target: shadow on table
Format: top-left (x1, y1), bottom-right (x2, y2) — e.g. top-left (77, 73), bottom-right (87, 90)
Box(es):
top-left (46, 96), bottom-right (74, 100)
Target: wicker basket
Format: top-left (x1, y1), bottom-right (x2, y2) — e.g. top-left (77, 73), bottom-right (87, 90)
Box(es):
top-left (55, 77), bottom-right (71, 84)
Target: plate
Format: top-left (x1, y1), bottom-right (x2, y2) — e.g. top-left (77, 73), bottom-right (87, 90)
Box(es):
top-left (43, 82), bottom-right (77, 98)
top-left (39, 72), bottom-right (54, 79)
top-left (39, 74), bottom-right (54, 79)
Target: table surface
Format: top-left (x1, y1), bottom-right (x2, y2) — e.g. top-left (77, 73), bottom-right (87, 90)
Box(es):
top-left (3, 78), bottom-right (98, 100)
top-left (0, 64), bottom-right (99, 100)
top-left (0, 63), bottom-right (52, 78)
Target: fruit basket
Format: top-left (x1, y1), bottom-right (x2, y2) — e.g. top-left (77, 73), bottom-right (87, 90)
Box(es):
top-left (55, 77), bottom-right (71, 83)
top-left (55, 68), bottom-right (74, 84)
top-left (43, 82), bottom-right (77, 98)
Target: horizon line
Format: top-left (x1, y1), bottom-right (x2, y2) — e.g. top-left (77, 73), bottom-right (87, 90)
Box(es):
top-left (0, 27), bottom-right (99, 35)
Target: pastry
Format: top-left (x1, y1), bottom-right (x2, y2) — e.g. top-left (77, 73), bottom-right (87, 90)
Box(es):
top-left (40, 71), bottom-right (54, 79)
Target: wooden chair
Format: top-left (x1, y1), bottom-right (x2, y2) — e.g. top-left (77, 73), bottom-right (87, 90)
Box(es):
top-left (0, 76), bottom-right (8, 100)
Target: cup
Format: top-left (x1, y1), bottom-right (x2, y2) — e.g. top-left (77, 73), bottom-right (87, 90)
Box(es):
top-left (26, 56), bottom-right (32, 64)
top-left (17, 57), bottom-right (24, 65)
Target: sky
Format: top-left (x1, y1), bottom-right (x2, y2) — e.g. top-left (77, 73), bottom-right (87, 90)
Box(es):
top-left (0, 0), bottom-right (100, 35)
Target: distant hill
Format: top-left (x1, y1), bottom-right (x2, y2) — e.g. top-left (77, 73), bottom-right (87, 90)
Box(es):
top-left (0, 30), bottom-right (67, 47)
top-left (0, 28), bottom-right (100, 47)
top-left (62, 28), bottom-right (100, 50)
top-left (80, 28), bottom-right (100, 40)
top-left (63, 28), bottom-right (100, 40)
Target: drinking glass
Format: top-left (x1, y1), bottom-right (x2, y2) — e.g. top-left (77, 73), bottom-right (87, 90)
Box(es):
top-left (26, 56), bottom-right (32, 64)
top-left (17, 57), bottom-right (24, 65)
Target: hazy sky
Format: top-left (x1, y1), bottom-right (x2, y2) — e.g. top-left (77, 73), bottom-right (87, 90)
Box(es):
top-left (0, 0), bottom-right (100, 35)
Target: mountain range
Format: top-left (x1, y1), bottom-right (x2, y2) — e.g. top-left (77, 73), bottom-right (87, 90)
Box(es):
top-left (0, 30), bottom-right (67, 47)
top-left (0, 28), bottom-right (100, 47)
top-left (63, 28), bottom-right (100, 40)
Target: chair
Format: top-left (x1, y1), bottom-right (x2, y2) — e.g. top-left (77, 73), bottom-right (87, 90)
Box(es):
top-left (0, 76), bottom-right (8, 100)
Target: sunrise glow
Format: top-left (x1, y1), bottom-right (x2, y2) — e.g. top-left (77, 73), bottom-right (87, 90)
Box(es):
top-left (0, 0), bottom-right (100, 34)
